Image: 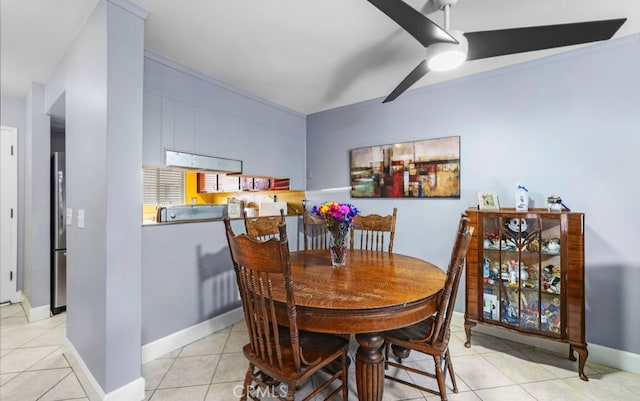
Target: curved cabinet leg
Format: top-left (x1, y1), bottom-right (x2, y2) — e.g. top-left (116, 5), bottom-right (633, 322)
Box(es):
top-left (464, 320), bottom-right (476, 348)
top-left (571, 344), bottom-right (589, 381)
top-left (355, 333), bottom-right (385, 401)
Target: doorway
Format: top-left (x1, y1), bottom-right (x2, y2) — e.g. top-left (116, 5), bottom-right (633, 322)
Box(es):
top-left (1, 126), bottom-right (18, 303)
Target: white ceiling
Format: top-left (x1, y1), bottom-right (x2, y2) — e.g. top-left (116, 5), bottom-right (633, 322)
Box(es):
top-left (1, 0), bottom-right (639, 115)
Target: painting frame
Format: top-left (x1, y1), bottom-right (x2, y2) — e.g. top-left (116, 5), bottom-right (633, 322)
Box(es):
top-left (349, 136), bottom-right (460, 199)
top-left (477, 191), bottom-right (500, 210)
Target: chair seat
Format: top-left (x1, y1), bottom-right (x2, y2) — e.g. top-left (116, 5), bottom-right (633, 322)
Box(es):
top-left (383, 316), bottom-right (448, 356)
top-left (243, 328), bottom-right (349, 385)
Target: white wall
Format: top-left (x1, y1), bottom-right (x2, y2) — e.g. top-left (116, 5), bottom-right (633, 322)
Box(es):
top-left (307, 34), bottom-right (640, 355)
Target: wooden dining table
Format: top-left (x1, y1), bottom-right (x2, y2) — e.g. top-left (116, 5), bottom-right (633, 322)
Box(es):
top-left (272, 249), bottom-right (447, 401)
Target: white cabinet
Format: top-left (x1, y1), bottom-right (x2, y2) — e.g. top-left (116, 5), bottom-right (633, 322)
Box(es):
top-left (173, 101), bottom-right (195, 153)
top-left (194, 107), bottom-right (233, 156)
top-left (143, 92), bottom-right (163, 167)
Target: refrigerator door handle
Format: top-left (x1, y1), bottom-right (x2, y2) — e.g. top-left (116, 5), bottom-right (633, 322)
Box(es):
top-left (58, 170), bottom-right (65, 236)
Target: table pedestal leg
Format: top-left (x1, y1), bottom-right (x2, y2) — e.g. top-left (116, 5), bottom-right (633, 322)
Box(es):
top-left (355, 333), bottom-right (384, 401)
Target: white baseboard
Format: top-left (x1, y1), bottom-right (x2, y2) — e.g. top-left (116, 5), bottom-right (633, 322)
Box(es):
top-left (141, 307), bottom-right (244, 364)
top-left (453, 311), bottom-right (640, 375)
top-left (64, 338), bottom-right (146, 401)
top-left (20, 292), bottom-right (50, 322)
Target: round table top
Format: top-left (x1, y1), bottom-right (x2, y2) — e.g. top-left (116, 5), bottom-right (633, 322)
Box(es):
top-left (273, 249), bottom-right (447, 334)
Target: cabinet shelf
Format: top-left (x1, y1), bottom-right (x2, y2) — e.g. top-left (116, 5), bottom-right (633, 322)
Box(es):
top-left (465, 208), bottom-right (587, 381)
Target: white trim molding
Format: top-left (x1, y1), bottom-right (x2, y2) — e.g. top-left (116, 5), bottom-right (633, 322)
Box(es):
top-left (64, 338), bottom-right (145, 401)
top-left (142, 307), bottom-right (244, 364)
top-left (21, 291), bottom-right (49, 322)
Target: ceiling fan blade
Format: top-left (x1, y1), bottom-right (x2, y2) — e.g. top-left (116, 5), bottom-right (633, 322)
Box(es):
top-left (367, 0), bottom-right (457, 47)
top-left (383, 59), bottom-right (429, 103)
top-left (465, 18), bottom-right (626, 61)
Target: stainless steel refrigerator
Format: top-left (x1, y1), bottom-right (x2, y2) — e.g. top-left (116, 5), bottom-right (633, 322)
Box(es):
top-left (51, 152), bottom-right (66, 314)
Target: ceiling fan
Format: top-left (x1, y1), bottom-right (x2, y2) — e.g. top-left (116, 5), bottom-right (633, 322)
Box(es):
top-left (367, 0), bottom-right (626, 103)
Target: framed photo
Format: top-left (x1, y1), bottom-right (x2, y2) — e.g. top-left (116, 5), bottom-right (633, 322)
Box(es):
top-left (349, 136), bottom-right (460, 198)
top-left (478, 191), bottom-right (500, 210)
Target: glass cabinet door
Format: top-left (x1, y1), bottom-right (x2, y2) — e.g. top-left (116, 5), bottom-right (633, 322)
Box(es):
top-left (481, 214), bottom-right (562, 337)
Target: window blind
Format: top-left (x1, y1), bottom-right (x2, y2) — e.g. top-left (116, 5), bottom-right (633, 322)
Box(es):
top-left (143, 167), bottom-right (185, 205)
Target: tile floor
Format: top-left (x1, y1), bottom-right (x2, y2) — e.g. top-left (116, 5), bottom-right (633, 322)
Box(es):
top-left (2, 301), bottom-right (639, 401)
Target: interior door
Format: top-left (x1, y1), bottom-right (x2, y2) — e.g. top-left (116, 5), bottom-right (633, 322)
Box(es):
top-left (0, 126), bottom-right (18, 303)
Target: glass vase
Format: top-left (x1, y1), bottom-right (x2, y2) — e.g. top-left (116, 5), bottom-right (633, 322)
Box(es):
top-left (328, 228), bottom-right (348, 267)
top-left (330, 242), bottom-right (347, 267)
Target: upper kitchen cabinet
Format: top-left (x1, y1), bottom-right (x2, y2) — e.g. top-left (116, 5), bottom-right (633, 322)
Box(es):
top-left (143, 94), bottom-right (236, 167)
top-left (143, 92), bottom-right (163, 166)
top-left (173, 101), bottom-right (195, 153)
top-left (236, 119), bottom-right (305, 181)
top-left (194, 107), bottom-right (234, 157)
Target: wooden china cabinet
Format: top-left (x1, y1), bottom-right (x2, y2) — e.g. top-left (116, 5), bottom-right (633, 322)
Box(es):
top-left (464, 208), bottom-right (588, 380)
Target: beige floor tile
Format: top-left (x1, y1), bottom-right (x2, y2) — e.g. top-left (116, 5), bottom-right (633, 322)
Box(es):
top-left (27, 347), bottom-right (69, 370)
top-left (447, 354), bottom-right (515, 390)
top-left (23, 327), bottom-right (66, 347)
top-left (222, 329), bottom-right (249, 353)
top-left (27, 313), bottom-right (66, 329)
top-left (180, 330), bottom-right (230, 357)
top-left (482, 349), bottom-right (558, 383)
top-left (517, 347), bottom-right (597, 379)
top-left (0, 368), bottom-right (71, 401)
top-left (149, 385), bottom-right (209, 401)
top-left (0, 371), bottom-right (19, 386)
top-left (0, 327), bottom-right (49, 349)
top-left (0, 345), bottom-right (59, 373)
top-left (143, 358), bottom-right (174, 390)
top-left (0, 303), bottom-right (24, 318)
top-left (449, 332), bottom-right (480, 357)
top-left (604, 370), bottom-right (640, 395)
top-left (205, 381), bottom-right (244, 400)
top-left (211, 352), bottom-right (247, 383)
top-left (520, 378), bottom-right (594, 401)
top-left (425, 390), bottom-right (482, 400)
top-left (158, 355), bottom-right (219, 389)
top-left (39, 371), bottom-right (86, 401)
top-left (475, 385), bottom-right (537, 401)
top-left (563, 373), bottom-right (640, 401)
top-left (0, 316), bottom-right (29, 333)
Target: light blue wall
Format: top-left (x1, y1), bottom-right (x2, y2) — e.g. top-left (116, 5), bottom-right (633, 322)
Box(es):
top-left (307, 34), bottom-right (640, 355)
top-left (43, 0), bottom-right (146, 394)
top-left (23, 84), bottom-right (50, 308)
top-left (141, 54), bottom-right (307, 345)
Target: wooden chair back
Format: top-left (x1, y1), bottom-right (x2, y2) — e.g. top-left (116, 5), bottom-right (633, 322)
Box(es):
top-left (430, 214), bottom-right (474, 345)
top-left (224, 218), bottom-right (304, 372)
top-left (382, 213), bottom-right (474, 399)
top-left (243, 208), bottom-right (285, 240)
top-left (350, 207), bottom-right (397, 252)
top-left (225, 218), bottom-right (349, 400)
top-left (302, 210), bottom-right (329, 250)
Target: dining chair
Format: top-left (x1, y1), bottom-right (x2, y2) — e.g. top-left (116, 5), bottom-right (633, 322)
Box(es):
top-left (382, 214), bottom-right (474, 401)
top-left (223, 218), bottom-right (349, 401)
top-left (349, 207), bottom-right (397, 252)
top-left (243, 208), bottom-right (285, 240)
top-left (302, 210), bottom-right (329, 250)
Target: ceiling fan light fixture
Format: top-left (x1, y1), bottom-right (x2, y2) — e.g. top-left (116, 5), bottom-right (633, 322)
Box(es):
top-left (426, 30), bottom-right (468, 71)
